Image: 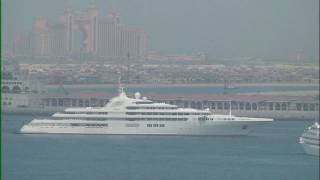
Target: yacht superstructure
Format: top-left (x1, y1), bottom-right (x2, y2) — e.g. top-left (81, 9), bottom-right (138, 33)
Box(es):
top-left (299, 122), bottom-right (320, 156)
top-left (20, 84), bottom-right (273, 135)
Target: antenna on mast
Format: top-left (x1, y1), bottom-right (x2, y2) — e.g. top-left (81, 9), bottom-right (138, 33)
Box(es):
top-left (126, 52), bottom-right (130, 84)
top-left (118, 71), bottom-right (124, 95)
top-left (229, 100), bottom-right (232, 117)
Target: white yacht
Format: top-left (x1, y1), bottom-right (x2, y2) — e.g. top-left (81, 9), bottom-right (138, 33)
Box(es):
top-left (20, 80), bottom-right (273, 135)
top-left (299, 122), bottom-right (320, 156)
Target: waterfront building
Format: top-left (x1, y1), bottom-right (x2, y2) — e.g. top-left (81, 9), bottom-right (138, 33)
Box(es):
top-left (2, 59), bottom-right (47, 111)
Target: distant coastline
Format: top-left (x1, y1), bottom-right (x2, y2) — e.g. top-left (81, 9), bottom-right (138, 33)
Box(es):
top-left (47, 82), bottom-right (319, 89)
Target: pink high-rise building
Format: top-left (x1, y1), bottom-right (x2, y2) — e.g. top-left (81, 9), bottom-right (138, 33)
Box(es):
top-left (49, 24), bottom-right (68, 56)
top-left (13, 33), bottom-right (34, 56)
top-left (33, 16), bottom-right (50, 56)
top-left (96, 12), bottom-right (147, 58)
top-left (13, 3), bottom-right (147, 59)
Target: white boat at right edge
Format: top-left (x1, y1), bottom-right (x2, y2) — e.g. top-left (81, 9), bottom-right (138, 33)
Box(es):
top-left (299, 122), bottom-right (320, 156)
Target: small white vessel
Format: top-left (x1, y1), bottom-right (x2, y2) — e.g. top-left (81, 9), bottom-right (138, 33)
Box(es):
top-left (20, 77), bottom-right (273, 135)
top-left (299, 122), bottom-right (320, 156)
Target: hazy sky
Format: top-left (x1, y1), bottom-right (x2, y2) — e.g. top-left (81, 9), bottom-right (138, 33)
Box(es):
top-left (3, 0), bottom-right (319, 59)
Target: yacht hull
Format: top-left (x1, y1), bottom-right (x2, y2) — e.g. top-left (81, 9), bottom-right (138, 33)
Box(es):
top-left (20, 120), bottom-right (267, 136)
top-left (301, 143), bottom-right (319, 156)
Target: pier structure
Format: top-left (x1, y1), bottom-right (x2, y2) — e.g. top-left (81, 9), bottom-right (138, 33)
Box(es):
top-left (38, 92), bottom-right (319, 120)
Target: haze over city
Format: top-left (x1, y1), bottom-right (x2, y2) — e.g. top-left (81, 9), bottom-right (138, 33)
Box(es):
top-left (2, 1), bottom-right (319, 180)
top-left (3, 0), bottom-right (319, 60)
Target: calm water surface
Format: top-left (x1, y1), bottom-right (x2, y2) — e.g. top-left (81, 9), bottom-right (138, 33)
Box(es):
top-left (3, 115), bottom-right (319, 180)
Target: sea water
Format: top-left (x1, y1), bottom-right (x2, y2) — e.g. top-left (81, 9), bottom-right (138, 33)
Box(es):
top-left (2, 115), bottom-right (319, 180)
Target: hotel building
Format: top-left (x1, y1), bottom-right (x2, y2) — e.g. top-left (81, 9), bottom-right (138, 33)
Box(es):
top-left (13, 3), bottom-right (147, 59)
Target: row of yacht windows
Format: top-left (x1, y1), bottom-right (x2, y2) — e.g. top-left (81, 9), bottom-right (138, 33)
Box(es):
top-left (30, 122), bottom-right (168, 128)
top-left (129, 118), bottom-right (188, 121)
top-left (71, 123), bottom-right (108, 127)
top-left (301, 138), bottom-right (320, 145)
top-left (125, 123), bottom-right (140, 127)
top-left (30, 123), bottom-right (108, 127)
top-left (60, 111), bottom-right (209, 116)
top-left (147, 124), bottom-right (165, 127)
top-left (63, 112), bottom-right (108, 115)
top-left (54, 117), bottom-right (114, 120)
top-left (134, 102), bottom-right (153, 104)
top-left (198, 117), bottom-right (235, 121)
top-left (54, 117), bottom-right (188, 121)
top-left (304, 131), bottom-right (320, 137)
top-left (126, 106), bottom-right (177, 110)
top-left (126, 112), bottom-right (209, 115)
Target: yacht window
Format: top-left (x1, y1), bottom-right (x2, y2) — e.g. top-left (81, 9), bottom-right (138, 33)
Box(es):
top-left (110, 101), bottom-right (124, 107)
top-left (126, 123), bottom-right (139, 127)
top-left (135, 102), bottom-right (153, 104)
top-left (72, 100), bottom-right (77, 106)
top-left (126, 112), bottom-right (138, 115)
top-left (58, 99), bottom-right (63, 106)
top-left (310, 104), bottom-right (315, 111)
top-left (127, 106), bottom-right (138, 110)
top-left (78, 100), bottom-right (83, 107)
